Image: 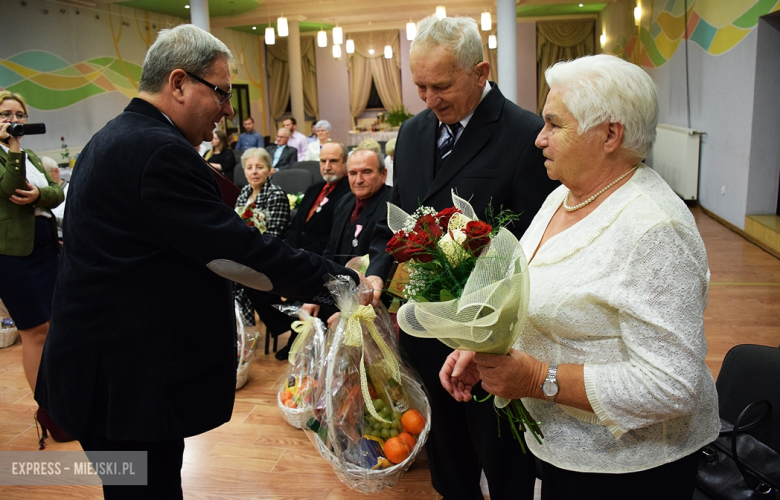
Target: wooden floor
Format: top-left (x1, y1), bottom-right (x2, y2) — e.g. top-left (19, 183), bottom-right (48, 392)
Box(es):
top-left (1, 206), bottom-right (779, 499)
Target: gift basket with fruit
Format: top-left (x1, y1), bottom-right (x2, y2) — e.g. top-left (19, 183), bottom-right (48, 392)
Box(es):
top-left (303, 276), bottom-right (431, 493)
top-left (277, 306), bottom-right (328, 428)
top-left (235, 301), bottom-right (260, 390)
top-left (0, 299), bottom-right (18, 349)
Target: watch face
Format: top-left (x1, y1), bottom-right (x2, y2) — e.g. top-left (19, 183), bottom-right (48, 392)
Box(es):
top-left (542, 379), bottom-right (559, 397)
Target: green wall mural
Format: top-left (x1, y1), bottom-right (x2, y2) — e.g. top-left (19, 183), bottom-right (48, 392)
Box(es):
top-left (0, 51), bottom-right (142, 110)
top-left (615, 0), bottom-right (780, 67)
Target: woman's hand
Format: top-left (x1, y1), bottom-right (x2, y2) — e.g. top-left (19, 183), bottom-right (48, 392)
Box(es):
top-left (10, 181), bottom-right (40, 205)
top-left (0, 123), bottom-right (22, 153)
top-left (473, 349), bottom-right (545, 400)
top-left (440, 350), bottom-right (480, 402)
top-left (300, 303), bottom-right (320, 318)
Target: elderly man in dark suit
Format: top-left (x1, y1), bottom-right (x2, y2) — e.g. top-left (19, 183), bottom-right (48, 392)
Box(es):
top-left (284, 141), bottom-right (351, 255)
top-left (35, 24), bottom-right (360, 500)
top-left (323, 148), bottom-right (391, 266)
top-left (265, 128), bottom-right (297, 171)
top-left (366, 15), bottom-right (559, 500)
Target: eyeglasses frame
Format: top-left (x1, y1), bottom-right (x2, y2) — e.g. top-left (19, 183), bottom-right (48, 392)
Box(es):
top-left (185, 71), bottom-right (233, 106)
top-left (0, 111), bottom-right (28, 121)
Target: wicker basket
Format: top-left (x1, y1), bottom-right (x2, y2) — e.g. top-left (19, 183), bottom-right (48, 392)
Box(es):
top-left (235, 355), bottom-right (253, 390)
top-left (0, 327), bottom-right (19, 349)
top-left (309, 372), bottom-right (431, 494)
top-left (277, 389), bottom-right (314, 429)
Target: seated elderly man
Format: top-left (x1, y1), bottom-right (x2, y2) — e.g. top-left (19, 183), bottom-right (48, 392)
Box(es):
top-left (265, 128), bottom-right (297, 171)
top-left (304, 119), bottom-right (332, 161)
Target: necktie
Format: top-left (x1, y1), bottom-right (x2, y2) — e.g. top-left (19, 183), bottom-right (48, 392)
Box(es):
top-left (306, 181), bottom-right (336, 222)
top-left (350, 198), bottom-right (368, 225)
top-left (438, 122), bottom-right (462, 160)
top-left (272, 146), bottom-right (283, 167)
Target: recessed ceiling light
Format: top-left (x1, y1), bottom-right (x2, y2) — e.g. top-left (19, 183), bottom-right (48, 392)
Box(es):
top-left (579, 3), bottom-right (584, 6)
top-left (252, 26), bottom-right (256, 30)
top-left (184, 4), bottom-right (190, 8)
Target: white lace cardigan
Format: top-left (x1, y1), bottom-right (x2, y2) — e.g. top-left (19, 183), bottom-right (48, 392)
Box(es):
top-left (517, 164), bottom-right (720, 473)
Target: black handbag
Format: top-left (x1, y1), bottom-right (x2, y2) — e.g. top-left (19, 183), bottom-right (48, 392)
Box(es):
top-left (696, 400), bottom-right (780, 499)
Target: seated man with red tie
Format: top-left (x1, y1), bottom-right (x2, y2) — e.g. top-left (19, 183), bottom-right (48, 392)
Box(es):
top-left (323, 147), bottom-right (391, 266)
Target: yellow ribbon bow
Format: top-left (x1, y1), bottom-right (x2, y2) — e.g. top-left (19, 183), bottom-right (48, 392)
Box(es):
top-left (344, 304), bottom-right (402, 423)
top-left (288, 315), bottom-right (319, 364)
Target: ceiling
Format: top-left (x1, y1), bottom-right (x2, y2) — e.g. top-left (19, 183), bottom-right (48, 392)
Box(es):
top-left (109, 0), bottom-right (606, 35)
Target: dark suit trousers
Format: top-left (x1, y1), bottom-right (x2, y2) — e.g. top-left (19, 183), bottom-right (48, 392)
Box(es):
top-left (79, 432), bottom-right (184, 500)
top-left (401, 333), bottom-right (536, 500)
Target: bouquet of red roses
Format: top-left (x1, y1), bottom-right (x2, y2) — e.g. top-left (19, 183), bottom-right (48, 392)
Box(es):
top-left (235, 202), bottom-right (267, 233)
top-left (385, 191), bottom-right (543, 451)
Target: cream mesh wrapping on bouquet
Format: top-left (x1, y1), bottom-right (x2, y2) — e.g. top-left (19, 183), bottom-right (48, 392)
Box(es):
top-left (392, 193), bottom-right (530, 354)
top-left (391, 193), bottom-right (530, 408)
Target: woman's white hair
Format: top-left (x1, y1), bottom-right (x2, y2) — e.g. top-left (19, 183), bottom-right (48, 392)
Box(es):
top-left (545, 54), bottom-right (658, 159)
top-left (241, 147), bottom-right (272, 170)
top-left (139, 24), bottom-right (233, 94)
top-left (314, 120), bottom-right (331, 131)
top-left (411, 15), bottom-right (483, 72)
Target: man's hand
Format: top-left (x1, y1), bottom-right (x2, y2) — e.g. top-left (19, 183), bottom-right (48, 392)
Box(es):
top-left (327, 312), bottom-right (340, 329)
top-left (300, 303), bottom-right (320, 317)
top-left (439, 350), bottom-right (480, 402)
top-left (10, 182), bottom-right (40, 205)
top-left (473, 349), bottom-right (542, 400)
top-left (365, 275), bottom-right (384, 307)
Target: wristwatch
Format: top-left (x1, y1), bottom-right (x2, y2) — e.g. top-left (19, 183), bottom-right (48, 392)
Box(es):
top-left (541, 363), bottom-right (559, 402)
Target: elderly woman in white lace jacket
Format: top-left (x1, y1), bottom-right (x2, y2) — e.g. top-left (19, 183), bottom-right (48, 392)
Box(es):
top-left (440, 54), bottom-right (719, 500)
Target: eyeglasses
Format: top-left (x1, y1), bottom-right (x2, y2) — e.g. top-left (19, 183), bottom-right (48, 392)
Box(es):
top-left (185, 71), bottom-right (233, 105)
top-left (0, 111), bottom-right (28, 120)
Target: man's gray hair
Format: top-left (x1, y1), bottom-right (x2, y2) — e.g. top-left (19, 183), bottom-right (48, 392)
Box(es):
top-left (545, 54), bottom-right (658, 159)
top-left (241, 147), bottom-right (272, 170)
top-left (314, 120), bottom-right (332, 132)
top-left (277, 128), bottom-right (291, 137)
top-left (349, 147), bottom-right (386, 172)
top-left (411, 15), bottom-right (483, 72)
top-left (41, 156), bottom-right (59, 174)
top-left (139, 24), bottom-right (233, 94)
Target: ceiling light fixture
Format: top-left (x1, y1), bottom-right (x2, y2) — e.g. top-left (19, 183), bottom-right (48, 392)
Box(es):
top-left (333, 44), bottom-right (342, 59)
top-left (184, 4), bottom-right (190, 8)
top-left (346, 39), bottom-right (355, 53)
top-left (480, 12), bottom-right (491, 31)
top-left (488, 35), bottom-right (497, 49)
top-left (265, 26), bottom-right (275, 45)
top-left (368, 48), bottom-right (375, 55)
top-left (277, 16), bottom-right (288, 37)
top-left (600, 32), bottom-right (607, 47)
top-left (252, 26), bottom-right (256, 30)
top-left (317, 28), bottom-right (327, 47)
top-left (634, 5), bottom-right (642, 26)
top-left (435, 6), bottom-right (446, 18)
top-left (332, 26), bottom-right (343, 45)
top-left (579, 3), bottom-right (584, 7)
top-left (406, 21), bottom-right (417, 40)
top-left (384, 45), bottom-right (393, 59)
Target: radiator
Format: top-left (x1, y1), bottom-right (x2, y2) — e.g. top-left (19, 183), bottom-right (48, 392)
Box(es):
top-left (651, 124), bottom-right (704, 200)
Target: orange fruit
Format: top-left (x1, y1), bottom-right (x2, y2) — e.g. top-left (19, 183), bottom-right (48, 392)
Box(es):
top-left (401, 409), bottom-right (426, 435)
top-left (280, 390), bottom-right (293, 402)
top-left (398, 432), bottom-right (416, 449)
top-left (383, 437), bottom-right (411, 464)
top-left (284, 399), bottom-right (297, 409)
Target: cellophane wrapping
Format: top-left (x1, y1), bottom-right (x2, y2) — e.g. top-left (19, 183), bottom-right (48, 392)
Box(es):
top-left (303, 276), bottom-right (431, 493)
top-left (277, 305), bottom-right (328, 428)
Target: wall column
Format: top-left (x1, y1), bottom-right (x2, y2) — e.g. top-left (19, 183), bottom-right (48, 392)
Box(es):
top-left (496, 0), bottom-right (517, 103)
top-left (288, 20), bottom-right (306, 127)
top-left (189, 0), bottom-right (210, 32)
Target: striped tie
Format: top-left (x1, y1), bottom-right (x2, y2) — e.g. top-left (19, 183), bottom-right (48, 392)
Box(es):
top-left (438, 122), bottom-right (461, 160)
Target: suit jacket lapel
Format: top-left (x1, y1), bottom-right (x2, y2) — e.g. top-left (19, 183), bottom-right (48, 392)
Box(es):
top-left (424, 84), bottom-right (505, 202)
top-left (411, 111), bottom-right (438, 189)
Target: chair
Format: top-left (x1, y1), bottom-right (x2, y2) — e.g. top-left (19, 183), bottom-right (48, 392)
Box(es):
top-left (272, 169), bottom-right (314, 195)
top-left (291, 161), bottom-right (321, 181)
top-left (233, 153), bottom-right (248, 188)
top-left (715, 344), bottom-right (780, 452)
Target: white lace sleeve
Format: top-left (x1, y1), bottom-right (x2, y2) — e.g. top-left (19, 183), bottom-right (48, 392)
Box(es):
top-left (584, 221), bottom-right (710, 438)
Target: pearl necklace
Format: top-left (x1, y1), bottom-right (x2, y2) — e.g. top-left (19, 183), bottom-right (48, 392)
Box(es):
top-left (562, 166), bottom-right (638, 212)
